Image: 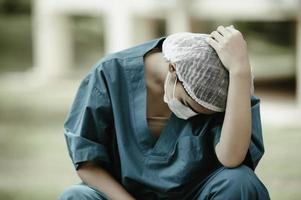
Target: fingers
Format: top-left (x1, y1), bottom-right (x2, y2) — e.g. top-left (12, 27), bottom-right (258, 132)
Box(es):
top-left (209, 24), bottom-right (237, 42)
top-left (210, 30), bottom-right (223, 42)
top-left (227, 25), bottom-right (235, 31)
top-left (206, 24), bottom-right (249, 72)
top-left (217, 25), bottom-right (231, 37)
top-left (210, 25), bottom-right (231, 43)
top-left (205, 37), bottom-right (220, 52)
top-left (206, 24), bottom-right (236, 52)
top-left (226, 25), bottom-right (243, 37)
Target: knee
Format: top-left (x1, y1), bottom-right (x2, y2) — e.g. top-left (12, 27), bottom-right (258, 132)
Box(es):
top-left (197, 165), bottom-right (270, 199)
top-left (58, 184), bottom-right (99, 200)
top-left (222, 165), bottom-right (254, 186)
top-left (218, 165), bottom-right (270, 199)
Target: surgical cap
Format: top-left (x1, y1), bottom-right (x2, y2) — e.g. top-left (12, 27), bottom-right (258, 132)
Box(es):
top-left (162, 32), bottom-right (255, 112)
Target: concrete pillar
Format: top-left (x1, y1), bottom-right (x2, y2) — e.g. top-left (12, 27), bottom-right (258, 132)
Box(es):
top-left (132, 17), bottom-right (158, 44)
top-left (166, 0), bottom-right (191, 34)
top-left (103, 0), bottom-right (133, 53)
top-left (32, 0), bottom-right (73, 81)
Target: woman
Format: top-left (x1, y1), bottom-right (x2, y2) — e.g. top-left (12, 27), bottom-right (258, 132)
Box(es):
top-left (58, 25), bottom-right (270, 200)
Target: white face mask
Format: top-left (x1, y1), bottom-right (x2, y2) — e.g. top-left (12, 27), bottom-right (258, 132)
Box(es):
top-left (163, 72), bottom-right (198, 119)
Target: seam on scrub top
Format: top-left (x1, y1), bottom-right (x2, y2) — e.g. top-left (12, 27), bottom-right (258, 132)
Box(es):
top-left (124, 66), bottom-right (150, 156)
top-left (102, 37), bottom-right (167, 158)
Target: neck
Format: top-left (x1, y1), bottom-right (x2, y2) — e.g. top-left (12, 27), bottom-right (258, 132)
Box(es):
top-left (144, 51), bottom-right (172, 117)
top-left (144, 52), bottom-right (169, 93)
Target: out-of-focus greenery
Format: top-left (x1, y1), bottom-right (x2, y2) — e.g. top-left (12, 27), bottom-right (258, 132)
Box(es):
top-left (0, 79), bottom-right (79, 200)
top-left (257, 125), bottom-right (301, 200)
top-left (0, 0), bottom-right (105, 73)
top-left (0, 14), bottom-right (105, 73)
top-left (72, 16), bottom-right (105, 71)
top-left (236, 21), bottom-right (296, 80)
top-left (0, 15), bottom-right (32, 72)
top-left (235, 21), bottom-right (295, 46)
top-left (0, 0), bottom-right (31, 14)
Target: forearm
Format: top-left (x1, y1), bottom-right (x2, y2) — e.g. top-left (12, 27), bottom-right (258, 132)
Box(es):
top-left (77, 161), bottom-right (135, 200)
top-left (215, 67), bottom-right (252, 168)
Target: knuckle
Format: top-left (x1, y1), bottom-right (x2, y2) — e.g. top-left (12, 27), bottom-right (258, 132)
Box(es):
top-left (217, 25), bottom-right (224, 31)
top-left (234, 30), bottom-right (242, 36)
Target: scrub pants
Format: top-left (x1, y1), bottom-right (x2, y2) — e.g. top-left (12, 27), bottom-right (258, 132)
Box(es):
top-left (58, 165), bottom-right (270, 200)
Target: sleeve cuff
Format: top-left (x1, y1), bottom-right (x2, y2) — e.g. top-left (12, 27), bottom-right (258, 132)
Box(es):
top-left (64, 130), bottom-right (112, 171)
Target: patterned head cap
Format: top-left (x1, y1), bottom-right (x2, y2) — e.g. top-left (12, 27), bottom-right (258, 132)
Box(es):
top-left (162, 32), bottom-right (254, 112)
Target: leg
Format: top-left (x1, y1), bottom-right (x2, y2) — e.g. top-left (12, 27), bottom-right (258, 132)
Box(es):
top-left (58, 182), bottom-right (110, 200)
top-left (195, 165), bottom-right (270, 200)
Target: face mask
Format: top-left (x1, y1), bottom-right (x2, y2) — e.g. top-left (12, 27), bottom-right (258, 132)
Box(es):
top-left (163, 72), bottom-right (198, 119)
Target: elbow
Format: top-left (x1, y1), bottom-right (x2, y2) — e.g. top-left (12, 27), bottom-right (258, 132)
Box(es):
top-left (218, 157), bottom-right (244, 168)
top-left (215, 142), bottom-right (246, 168)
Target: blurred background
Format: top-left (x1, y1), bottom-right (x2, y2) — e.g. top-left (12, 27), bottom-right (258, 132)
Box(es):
top-left (0, 0), bottom-right (300, 199)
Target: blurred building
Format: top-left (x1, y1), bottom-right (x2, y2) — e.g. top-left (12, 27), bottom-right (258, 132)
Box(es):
top-left (31, 0), bottom-right (301, 107)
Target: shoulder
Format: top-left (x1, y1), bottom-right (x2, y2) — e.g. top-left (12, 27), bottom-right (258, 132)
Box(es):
top-left (82, 37), bottom-right (166, 84)
top-left (79, 37), bottom-right (166, 90)
top-left (92, 37), bottom-right (166, 71)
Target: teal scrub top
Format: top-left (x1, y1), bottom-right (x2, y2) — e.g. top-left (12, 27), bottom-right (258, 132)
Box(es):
top-left (63, 36), bottom-right (265, 199)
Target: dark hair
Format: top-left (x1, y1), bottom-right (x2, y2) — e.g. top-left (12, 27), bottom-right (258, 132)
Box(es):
top-left (150, 46), bottom-right (162, 53)
top-left (144, 46), bottom-right (162, 58)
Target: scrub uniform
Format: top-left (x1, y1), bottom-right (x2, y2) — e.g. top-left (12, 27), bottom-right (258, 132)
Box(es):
top-left (58, 37), bottom-right (270, 200)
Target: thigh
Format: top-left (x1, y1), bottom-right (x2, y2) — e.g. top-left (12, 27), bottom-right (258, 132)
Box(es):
top-left (193, 165), bottom-right (270, 200)
top-left (58, 182), bottom-right (110, 200)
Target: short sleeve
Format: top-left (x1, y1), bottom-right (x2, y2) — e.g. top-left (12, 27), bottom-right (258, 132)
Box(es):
top-left (63, 66), bottom-right (114, 171)
top-left (210, 95), bottom-right (265, 170)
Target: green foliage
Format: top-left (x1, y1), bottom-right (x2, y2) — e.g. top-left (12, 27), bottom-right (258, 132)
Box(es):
top-left (0, 0), bottom-right (31, 14)
top-left (235, 21), bottom-right (295, 46)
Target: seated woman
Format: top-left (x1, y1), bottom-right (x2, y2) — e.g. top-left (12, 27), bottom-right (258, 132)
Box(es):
top-left (58, 25), bottom-right (270, 200)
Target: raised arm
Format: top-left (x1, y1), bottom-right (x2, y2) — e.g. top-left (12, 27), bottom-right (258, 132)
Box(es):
top-left (206, 25), bottom-right (253, 168)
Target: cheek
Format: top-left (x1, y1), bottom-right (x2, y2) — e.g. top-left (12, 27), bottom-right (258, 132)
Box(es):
top-left (176, 84), bottom-right (187, 100)
top-left (188, 97), bottom-right (208, 113)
